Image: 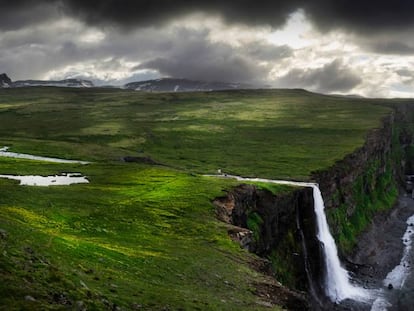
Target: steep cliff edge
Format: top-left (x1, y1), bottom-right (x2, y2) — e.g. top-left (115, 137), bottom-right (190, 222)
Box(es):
top-left (312, 104), bottom-right (413, 255)
top-left (214, 185), bottom-right (317, 308)
top-left (213, 103), bottom-right (414, 306)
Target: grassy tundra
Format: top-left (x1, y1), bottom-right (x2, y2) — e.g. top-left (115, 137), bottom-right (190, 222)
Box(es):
top-left (0, 87), bottom-right (393, 310)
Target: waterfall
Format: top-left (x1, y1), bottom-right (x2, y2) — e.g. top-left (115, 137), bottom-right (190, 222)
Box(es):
top-left (205, 173), bottom-right (373, 303)
top-left (311, 185), bottom-right (370, 302)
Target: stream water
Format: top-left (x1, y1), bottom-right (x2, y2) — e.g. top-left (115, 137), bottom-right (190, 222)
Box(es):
top-left (0, 146), bottom-right (90, 186)
top-left (0, 173), bottom-right (89, 186)
top-left (0, 146), bottom-right (89, 164)
top-left (367, 201), bottom-right (414, 311)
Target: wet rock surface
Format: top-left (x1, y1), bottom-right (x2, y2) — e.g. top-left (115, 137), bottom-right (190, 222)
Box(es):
top-left (349, 195), bottom-right (414, 285)
top-left (333, 193), bottom-right (414, 311)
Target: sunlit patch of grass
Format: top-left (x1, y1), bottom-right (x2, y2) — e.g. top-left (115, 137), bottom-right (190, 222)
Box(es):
top-left (80, 122), bottom-right (124, 136)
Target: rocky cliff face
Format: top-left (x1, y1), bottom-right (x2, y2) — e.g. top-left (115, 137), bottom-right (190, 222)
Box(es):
top-left (312, 105), bottom-right (412, 254)
top-left (312, 114), bottom-right (393, 210)
top-left (214, 185), bottom-right (323, 307)
top-left (0, 73), bottom-right (12, 88)
top-left (213, 103), bottom-right (414, 307)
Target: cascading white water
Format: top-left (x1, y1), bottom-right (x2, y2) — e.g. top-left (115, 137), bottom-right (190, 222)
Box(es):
top-left (311, 185), bottom-right (370, 302)
top-left (205, 173), bottom-right (372, 303)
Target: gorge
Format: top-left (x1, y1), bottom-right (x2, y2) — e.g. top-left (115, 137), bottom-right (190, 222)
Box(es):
top-left (212, 103), bottom-right (414, 310)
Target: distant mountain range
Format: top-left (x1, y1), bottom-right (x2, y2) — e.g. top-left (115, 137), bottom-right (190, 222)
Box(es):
top-left (0, 73), bottom-right (257, 92)
top-left (13, 79), bottom-right (94, 88)
top-left (0, 73), bottom-right (94, 88)
top-left (123, 78), bottom-right (255, 92)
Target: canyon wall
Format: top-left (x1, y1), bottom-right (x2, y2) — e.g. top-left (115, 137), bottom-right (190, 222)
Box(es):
top-left (313, 104), bottom-right (412, 254)
top-left (213, 103), bottom-right (414, 304)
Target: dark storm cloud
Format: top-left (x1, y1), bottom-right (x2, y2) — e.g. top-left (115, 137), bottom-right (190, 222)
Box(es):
top-left (3, 0), bottom-right (414, 34)
top-left (276, 60), bottom-right (362, 93)
top-left (0, 1), bottom-right (59, 31)
top-left (359, 39), bottom-right (414, 55)
top-left (59, 1), bottom-right (414, 35)
top-left (303, 1), bottom-right (414, 34)
top-left (135, 29), bottom-right (271, 83)
top-left (58, 0), bottom-right (296, 29)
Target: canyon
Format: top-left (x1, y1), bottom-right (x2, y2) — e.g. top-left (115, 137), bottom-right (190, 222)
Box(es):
top-left (213, 103), bottom-right (414, 310)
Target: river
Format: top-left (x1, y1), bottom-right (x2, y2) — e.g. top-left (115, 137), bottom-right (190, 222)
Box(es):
top-left (349, 194), bottom-right (414, 311)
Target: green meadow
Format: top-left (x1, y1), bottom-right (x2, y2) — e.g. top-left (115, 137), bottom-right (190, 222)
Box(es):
top-left (0, 87), bottom-right (394, 309)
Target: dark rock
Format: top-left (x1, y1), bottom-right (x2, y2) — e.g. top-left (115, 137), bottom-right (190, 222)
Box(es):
top-left (0, 73), bottom-right (12, 88)
top-left (0, 228), bottom-right (7, 239)
top-left (227, 227), bottom-right (253, 249)
top-left (214, 184), bottom-right (316, 308)
top-left (388, 283), bottom-right (393, 290)
top-left (52, 293), bottom-right (72, 305)
top-left (122, 156), bottom-right (162, 166)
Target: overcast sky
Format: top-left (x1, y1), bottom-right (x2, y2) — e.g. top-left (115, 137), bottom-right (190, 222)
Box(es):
top-left (2, 1), bottom-right (414, 97)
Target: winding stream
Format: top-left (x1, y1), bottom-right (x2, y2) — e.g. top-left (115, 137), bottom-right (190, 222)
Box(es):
top-left (0, 146), bottom-right (90, 186)
top-left (0, 146), bottom-right (89, 164)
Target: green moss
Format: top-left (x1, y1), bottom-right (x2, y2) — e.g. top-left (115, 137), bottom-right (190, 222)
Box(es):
top-left (247, 212), bottom-right (264, 242)
top-left (269, 229), bottom-right (301, 289)
top-left (328, 121), bottom-right (403, 253)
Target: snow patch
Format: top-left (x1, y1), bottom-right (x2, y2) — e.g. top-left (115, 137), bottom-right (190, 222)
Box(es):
top-left (383, 215), bottom-right (414, 289)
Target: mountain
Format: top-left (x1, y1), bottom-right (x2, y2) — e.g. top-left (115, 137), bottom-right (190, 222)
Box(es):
top-left (0, 73), bottom-right (94, 88)
top-left (124, 78), bottom-right (255, 92)
top-left (0, 73), bottom-right (12, 88)
top-left (13, 78), bottom-right (94, 88)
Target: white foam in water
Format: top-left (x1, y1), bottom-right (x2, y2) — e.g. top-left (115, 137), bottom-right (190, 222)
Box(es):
top-left (383, 215), bottom-right (414, 289)
top-left (312, 185), bottom-right (372, 302)
top-left (0, 146), bottom-right (89, 164)
top-left (370, 296), bottom-right (392, 311)
top-left (204, 173), bottom-right (373, 303)
top-left (0, 173), bottom-right (89, 186)
top-left (370, 214), bottom-right (414, 311)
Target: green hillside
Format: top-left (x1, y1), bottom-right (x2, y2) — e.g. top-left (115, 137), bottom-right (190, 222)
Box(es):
top-left (0, 88), bottom-right (394, 310)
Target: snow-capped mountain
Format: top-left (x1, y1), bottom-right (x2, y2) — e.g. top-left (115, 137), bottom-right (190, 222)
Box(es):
top-left (0, 73), bottom-right (94, 88)
top-left (0, 74), bottom-right (259, 92)
top-left (124, 78), bottom-right (255, 92)
top-left (13, 78), bottom-right (94, 88)
top-left (0, 73), bottom-right (12, 88)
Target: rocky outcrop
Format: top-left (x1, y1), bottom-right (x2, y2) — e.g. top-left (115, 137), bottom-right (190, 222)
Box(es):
top-left (0, 73), bottom-right (12, 88)
top-left (214, 185), bottom-right (322, 308)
